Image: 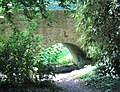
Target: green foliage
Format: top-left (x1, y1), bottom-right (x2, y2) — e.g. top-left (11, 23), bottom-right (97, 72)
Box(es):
top-left (78, 65), bottom-right (120, 92)
top-left (0, 7), bottom-right (55, 84)
top-left (39, 43), bottom-right (69, 65)
top-left (74, 0), bottom-right (120, 77)
top-left (57, 57), bottom-right (73, 66)
top-left (77, 65), bottom-right (97, 80)
top-left (39, 43), bottom-right (73, 66)
top-left (0, 0), bottom-right (76, 19)
top-left (39, 44), bottom-right (63, 65)
top-left (0, 29), bottom-right (55, 84)
top-left (57, 53), bottom-right (74, 66)
top-left (87, 76), bottom-right (120, 92)
top-left (0, 0), bottom-right (77, 91)
top-left (0, 8), bottom-right (56, 83)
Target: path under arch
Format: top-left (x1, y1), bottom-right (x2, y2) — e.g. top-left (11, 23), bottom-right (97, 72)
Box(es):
top-left (53, 66), bottom-right (101, 92)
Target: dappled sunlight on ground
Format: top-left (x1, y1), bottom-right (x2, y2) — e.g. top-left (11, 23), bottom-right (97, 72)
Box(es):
top-left (53, 65), bottom-right (100, 92)
top-left (54, 65), bottom-right (96, 80)
top-left (70, 65), bottom-right (96, 78)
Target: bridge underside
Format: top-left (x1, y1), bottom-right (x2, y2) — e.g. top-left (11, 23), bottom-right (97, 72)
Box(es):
top-left (44, 43), bottom-right (89, 69)
top-left (62, 43), bottom-right (87, 68)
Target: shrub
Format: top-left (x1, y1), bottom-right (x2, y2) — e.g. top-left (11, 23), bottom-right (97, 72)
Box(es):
top-left (39, 44), bottom-right (65, 65)
top-left (0, 29), bottom-right (55, 84)
top-left (39, 43), bottom-right (74, 66)
top-left (74, 0), bottom-right (120, 77)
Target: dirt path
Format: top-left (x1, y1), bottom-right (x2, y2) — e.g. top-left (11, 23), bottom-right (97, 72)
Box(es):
top-left (53, 69), bottom-right (101, 92)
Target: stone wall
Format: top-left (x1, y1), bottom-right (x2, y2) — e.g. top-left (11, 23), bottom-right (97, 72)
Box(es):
top-left (34, 11), bottom-right (80, 47)
top-left (0, 11), bottom-right (80, 47)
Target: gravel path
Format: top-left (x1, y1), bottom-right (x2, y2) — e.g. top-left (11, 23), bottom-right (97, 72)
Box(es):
top-left (53, 69), bottom-right (101, 92)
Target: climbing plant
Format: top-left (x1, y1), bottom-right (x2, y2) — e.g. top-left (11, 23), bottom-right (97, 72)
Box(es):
top-left (74, 0), bottom-right (120, 77)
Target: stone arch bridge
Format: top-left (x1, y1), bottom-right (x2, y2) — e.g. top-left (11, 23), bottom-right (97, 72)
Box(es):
top-left (0, 11), bottom-right (89, 68)
top-left (35, 11), bottom-right (88, 68)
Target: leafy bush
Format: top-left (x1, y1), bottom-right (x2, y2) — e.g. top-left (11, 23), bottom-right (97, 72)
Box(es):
top-left (39, 44), bottom-right (63, 65)
top-left (77, 65), bottom-right (120, 92)
top-left (0, 29), bottom-right (55, 84)
top-left (86, 76), bottom-right (120, 92)
top-left (0, 0), bottom-right (56, 84)
top-left (74, 0), bottom-right (120, 77)
top-left (0, 0), bottom-right (77, 91)
top-left (39, 43), bottom-right (74, 66)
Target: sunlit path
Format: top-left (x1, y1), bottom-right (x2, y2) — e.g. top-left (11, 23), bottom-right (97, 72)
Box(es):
top-left (53, 65), bottom-right (101, 92)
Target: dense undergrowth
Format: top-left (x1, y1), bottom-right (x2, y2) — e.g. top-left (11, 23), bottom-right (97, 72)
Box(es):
top-left (74, 0), bottom-right (120, 77)
top-left (75, 0), bottom-right (120, 91)
top-left (78, 65), bottom-right (120, 92)
top-left (87, 76), bottom-right (120, 92)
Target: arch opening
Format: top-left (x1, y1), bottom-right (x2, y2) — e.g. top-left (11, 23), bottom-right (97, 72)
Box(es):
top-left (40, 43), bottom-right (88, 69)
